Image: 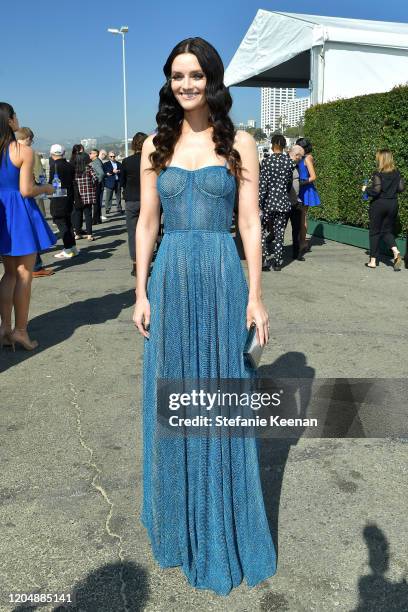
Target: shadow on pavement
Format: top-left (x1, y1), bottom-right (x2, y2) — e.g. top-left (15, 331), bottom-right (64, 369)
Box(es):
top-left (47, 239), bottom-right (126, 272)
top-left (11, 561), bottom-right (150, 612)
top-left (353, 523), bottom-right (408, 611)
top-left (0, 289), bottom-right (135, 374)
top-left (258, 352), bottom-right (315, 562)
top-left (308, 233), bottom-right (326, 249)
top-left (321, 378), bottom-right (367, 437)
top-left (281, 233), bottom-right (326, 269)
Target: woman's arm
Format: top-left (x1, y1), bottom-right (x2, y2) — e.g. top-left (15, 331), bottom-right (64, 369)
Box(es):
top-left (17, 145), bottom-right (54, 197)
top-left (136, 137), bottom-right (161, 297)
top-left (305, 154), bottom-right (317, 182)
top-left (397, 174), bottom-right (405, 193)
top-left (366, 173), bottom-right (381, 198)
top-left (234, 130), bottom-right (269, 346)
top-left (133, 136), bottom-right (161, 337)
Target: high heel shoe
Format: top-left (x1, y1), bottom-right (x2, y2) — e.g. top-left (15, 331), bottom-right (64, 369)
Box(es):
top-left (0, 328), bottom-right (13, 348)
top-left (9, 329), bottom-right (39, 351)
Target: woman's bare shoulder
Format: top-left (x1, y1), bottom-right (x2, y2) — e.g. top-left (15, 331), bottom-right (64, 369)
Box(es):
top-left (234, 129), bottom-right (256, 150)
top-left (9, 141), bottom-right (33, 165)
top-left (142, 134), bottom-right (157, 154)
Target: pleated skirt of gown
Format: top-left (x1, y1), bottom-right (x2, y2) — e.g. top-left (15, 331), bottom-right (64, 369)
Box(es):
top-left (141, 230), bottom-right (277, 596)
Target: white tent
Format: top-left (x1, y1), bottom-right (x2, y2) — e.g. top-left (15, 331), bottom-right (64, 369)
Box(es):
top-left (224, 11), bottom-right (408, 104)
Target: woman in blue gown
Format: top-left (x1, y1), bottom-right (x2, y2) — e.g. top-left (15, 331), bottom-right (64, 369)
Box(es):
top-left (0, 102), bottom-right (56, 350)
top-left (133, 38), bottom-right (276, 596)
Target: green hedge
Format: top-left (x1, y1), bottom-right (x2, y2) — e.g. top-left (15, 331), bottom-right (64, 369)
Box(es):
top-left (304, 85), bottom-right (408, 233)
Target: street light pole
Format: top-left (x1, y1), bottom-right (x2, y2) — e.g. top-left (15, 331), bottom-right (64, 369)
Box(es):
top-left (107, 26), bottom-right (129, 157)
top-left (121, 31), bottom-right (128, 157)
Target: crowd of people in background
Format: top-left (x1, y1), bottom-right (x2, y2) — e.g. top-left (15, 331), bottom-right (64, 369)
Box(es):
top-left (259, 135), bottom-right (321, 271)
top-left (0, 101), bottom-right (151, 350)
top-left (0, 98), bottom-right (406, 351)
top-left (259, 136), bottom-right (405, 272)
top-left (9, 133), bottom-right (149, 270)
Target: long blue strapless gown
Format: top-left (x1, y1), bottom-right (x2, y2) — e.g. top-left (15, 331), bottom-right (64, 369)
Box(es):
top-left (141, 164), bottom-right (277, 595)
top-left (0, 147), bottom-right (56, 256)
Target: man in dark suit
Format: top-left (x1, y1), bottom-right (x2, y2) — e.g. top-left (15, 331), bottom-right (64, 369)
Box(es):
top-left (103, 151), bottom-right (123, 214)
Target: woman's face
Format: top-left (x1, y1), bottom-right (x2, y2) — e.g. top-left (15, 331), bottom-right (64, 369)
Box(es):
top-left (9, 113), bottom-right (19, 132)
top-left (170, 53), bottom-right (207, 112)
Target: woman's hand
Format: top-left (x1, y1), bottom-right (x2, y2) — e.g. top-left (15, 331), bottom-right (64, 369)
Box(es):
top-left (43, 184), bottom-right (55, 196)
top-left (133, 296), bottom-right (151, 339)
top-left (246, 298), bottom-right (269, 346)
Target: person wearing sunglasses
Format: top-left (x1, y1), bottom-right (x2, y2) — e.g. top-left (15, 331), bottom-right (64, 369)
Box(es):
top-left (103, 151), bottom-right (123, 214)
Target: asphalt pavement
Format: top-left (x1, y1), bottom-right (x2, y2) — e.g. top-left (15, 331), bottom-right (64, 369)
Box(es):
top-left (1, 210), bottom-right (407, 612)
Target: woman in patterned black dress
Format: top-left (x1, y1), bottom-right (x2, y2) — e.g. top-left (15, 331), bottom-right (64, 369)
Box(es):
top-left (259, 134), bottom-right (295, 271)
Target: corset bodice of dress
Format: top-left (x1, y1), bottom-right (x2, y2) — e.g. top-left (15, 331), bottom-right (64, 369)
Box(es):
top-left (157, 165), bottom-right (237, 232)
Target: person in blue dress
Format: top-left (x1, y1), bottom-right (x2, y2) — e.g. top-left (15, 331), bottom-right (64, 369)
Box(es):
top-left (0, 102), bottom-right (56, 350)
top-left (132, 38), bottom-right (276, 596)
top-left (296, 138), bottom-right (321, 256)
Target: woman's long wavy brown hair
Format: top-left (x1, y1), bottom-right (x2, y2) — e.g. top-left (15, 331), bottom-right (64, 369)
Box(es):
top-left (0, 102), bottom-right (17, 165)
top-left (149, 37), bottom-right (242, 181)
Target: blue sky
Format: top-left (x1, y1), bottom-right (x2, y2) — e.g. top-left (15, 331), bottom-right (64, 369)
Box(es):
top-left (3, 0), bottom-right (407, 143)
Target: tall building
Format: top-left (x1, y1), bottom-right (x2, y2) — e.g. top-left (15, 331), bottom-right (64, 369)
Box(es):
top-left (261, 88), bottom-right (296, 133)
top-left (247, 119), bottom-right (256, 128)
top-left (281, 97), bottom-right (311, 128)
top-left (80, 138), bottom-right (97, 150)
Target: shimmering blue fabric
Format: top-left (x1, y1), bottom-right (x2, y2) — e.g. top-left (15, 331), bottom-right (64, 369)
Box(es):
top-left (0, 147), bottom-right (56, 256)
top-left (141, 165), bottom-right (276, 595)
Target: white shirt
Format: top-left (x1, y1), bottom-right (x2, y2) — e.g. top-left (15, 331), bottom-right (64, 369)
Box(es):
top-left (111, 160), bottom-right (119, 180)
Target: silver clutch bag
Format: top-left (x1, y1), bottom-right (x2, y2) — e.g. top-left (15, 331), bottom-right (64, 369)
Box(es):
top-left (243, 323), bottom-right (264, 369)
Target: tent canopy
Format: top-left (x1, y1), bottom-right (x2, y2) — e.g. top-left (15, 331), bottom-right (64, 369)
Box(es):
top-left (224, 11), bottom-right (408, 102)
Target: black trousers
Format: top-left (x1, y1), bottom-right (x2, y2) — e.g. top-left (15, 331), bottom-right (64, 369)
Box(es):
top-left (72, 206), bottom-right (93, 236)
top-left (285, 205), bottom-right (302, 258)
top-left (93, 183), bottom-right (103, 224)
top-left (125, 200), bottom-right (140, 262)
top-left (369, 199), bottom-right (398, 259)
top-left (261, 211), bottom-right (287, 264)
top-left (53, 215), bottom-right (75, 249)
